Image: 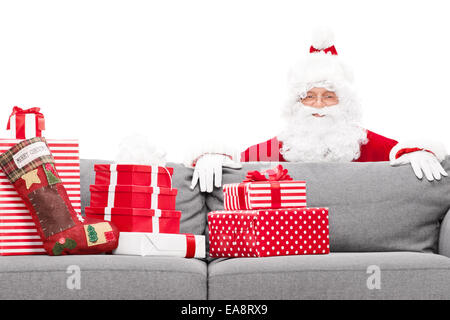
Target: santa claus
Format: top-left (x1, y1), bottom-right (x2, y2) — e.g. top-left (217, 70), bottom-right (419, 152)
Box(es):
top-left (187, 28), bottom-right (448, 192)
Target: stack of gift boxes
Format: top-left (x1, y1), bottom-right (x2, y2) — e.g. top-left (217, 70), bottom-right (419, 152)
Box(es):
top-left (0, 107), bottom-right (82, 256)
top-left (208, 165), bottom-right (330, 258)
top-left (85, 164), bottom-right (205, 258)
top-left (0, 107), bottom-right (327, 260)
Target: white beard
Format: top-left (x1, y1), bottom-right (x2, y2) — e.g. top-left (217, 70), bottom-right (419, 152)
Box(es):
top-left (278, 102), bottom-right (368, 162)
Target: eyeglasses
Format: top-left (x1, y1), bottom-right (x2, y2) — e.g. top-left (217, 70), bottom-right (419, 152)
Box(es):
top-left (300, 94), bottom-right (339, 105)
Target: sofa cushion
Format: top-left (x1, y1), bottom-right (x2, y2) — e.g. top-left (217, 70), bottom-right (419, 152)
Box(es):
top-left (206, 159), bottom-right (450, 253)
top-left (439, 209), bottom-right (450, 257)
top-left (0, 255), bottom-right (207, 299)
top-left (80, 160), bottom-right (207, 235)
top-left (208, 252), bottom-right (450, 300)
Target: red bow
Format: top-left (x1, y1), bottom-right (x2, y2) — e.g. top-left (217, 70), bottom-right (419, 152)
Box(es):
top-left (244, 165), bottom-right (293, 182)
top-left (309, 45), bottom-right (338, 55)
top-left (6, 106), bottom-right (44, 130)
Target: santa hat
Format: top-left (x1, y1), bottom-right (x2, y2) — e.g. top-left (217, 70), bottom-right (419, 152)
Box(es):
top-left (282, 27), bottom-right (361, 121)
top-left (288, 27), bottom-right (354, 97)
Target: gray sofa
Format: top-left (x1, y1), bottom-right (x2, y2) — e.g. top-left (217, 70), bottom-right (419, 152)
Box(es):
top-left (2, 158), bottom-right (450, 300)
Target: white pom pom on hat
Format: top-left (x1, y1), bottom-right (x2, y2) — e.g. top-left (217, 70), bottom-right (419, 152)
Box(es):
top-left (310, 26), bottom-right (336, 51)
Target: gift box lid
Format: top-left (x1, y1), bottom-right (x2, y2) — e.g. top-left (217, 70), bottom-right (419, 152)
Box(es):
top-left (94, 164), bottom-right (173, 175)
top-left (89, 184), bottom-right (178, 196)
top-left (85, 206), bottom-right (181, 218)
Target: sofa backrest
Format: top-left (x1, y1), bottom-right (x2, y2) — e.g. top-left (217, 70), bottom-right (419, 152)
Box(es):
top-left (80, 160), bottom-right (207, 235)
top-left (81, 158), bottom-right (450, 254)
top-left (206, 159), bottom-right (450, 253)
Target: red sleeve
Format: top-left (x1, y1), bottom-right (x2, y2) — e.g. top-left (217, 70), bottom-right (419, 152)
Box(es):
top-left (355, 130), bottom-right (398, 162)
top-left (241, 137), bottom-right (286, 162)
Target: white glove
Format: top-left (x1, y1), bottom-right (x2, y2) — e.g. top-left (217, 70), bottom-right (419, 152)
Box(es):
top-left (190, 154), bottom-right (242, 192)
top-left (390, 150), bottom-right (448, 181)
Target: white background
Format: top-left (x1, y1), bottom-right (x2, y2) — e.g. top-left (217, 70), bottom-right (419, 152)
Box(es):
top-left (1, 0), bottom-right (449, 163)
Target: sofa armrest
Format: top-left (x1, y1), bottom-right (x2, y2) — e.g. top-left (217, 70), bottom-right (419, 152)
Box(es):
top-left (438, 209), bottom-right (450, 257)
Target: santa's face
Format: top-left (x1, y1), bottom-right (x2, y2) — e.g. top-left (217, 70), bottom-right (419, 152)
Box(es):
top-left (300, 87), bottom-right (339, 118)
top-left (279, 85), bottom-right (368, 162)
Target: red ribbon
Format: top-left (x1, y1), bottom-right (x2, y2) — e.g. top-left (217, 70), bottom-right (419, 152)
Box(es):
top-left (240, 165), bottom-right (291, 209)
top-left (270, 181), bottom-right (281, 208)
top-left (6, 106), bottom-right (45, 139)
top-left (238, 183), bottom-right (248, 209)
top-left (244, 164), bottom-right (292, 182)
top-left (185, 234), bottom-right (196, 258)
top-left (309, 45), bottom-right (338, 55)
top-left (236, 181), bottom-right (281, 209)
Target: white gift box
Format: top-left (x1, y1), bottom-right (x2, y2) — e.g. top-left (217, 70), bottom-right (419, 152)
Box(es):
top-left (7, 107), bottom-right (45, 139)
top-left (113, 232), bottom-right (206, 258)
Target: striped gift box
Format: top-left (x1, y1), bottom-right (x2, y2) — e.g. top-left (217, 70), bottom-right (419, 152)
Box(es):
top-left (0, 139), bottom-right (80, 256)
top-left (223, 180), bottom-right (307, 210)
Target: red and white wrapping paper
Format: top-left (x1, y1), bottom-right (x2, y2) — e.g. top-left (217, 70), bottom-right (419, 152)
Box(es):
top-left (113, 232), bottom-right (205, 258)
top-left (0, 139), bottom-right (80, 255)
top-left (223, 181), bottom-right (306, 210)
top-left (6, 106), bottom-right (45, 139)
top-left (208, 208), bottom-right (329, 258)
top-left (94, 164), bottom-right (173, 188)
top-left (85, 206), bottom-right (181, 233)
top-left (89, 185), bottom-right (177, 210)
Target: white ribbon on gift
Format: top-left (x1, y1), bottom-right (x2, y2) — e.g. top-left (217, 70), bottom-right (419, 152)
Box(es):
top-left (150, 187), bottom-right (161, 232)
top-left (151, 165), bottom-right (173, 188)
top-left (151, 190), bottom-right (159, 210)
top-left (106, 164), bottom-right (118, 208)
top-left (104, 207), bottom-right (112, 222)
top-left (152, 209), bottom-right (162, 233)
top-left (106, 185), bottom-right (117, 208)
top-left (150, 165), bottom-right (158, 187)
top-left (109, 163), bottom-right (118, 187)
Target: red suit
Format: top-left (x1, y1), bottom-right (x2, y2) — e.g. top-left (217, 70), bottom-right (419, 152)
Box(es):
top-left (241, 130), bottom-right (398, 162)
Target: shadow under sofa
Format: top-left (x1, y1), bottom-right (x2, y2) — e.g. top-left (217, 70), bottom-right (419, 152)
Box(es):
top-left (1, 159), bottom-right (450, 300)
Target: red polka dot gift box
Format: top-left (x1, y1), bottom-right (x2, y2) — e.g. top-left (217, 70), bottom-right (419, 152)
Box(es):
top-left (208, 208), bottom-right (330, 258)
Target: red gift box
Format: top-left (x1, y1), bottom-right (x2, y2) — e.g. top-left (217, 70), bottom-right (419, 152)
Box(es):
top-left (6, 106), bottom-right (45, 139)
top-left (223, 165), bottom-right (306, 210)
top-left (94, 164), bottom-right (173, 188)
top-left (0, 139), bottom-right (80, 255)
top-left (208, 208), bottom-right (329, 258)
top-left (89, 185), bottom-right (177, 210)
top-left (85, 206), bottom-right (181, 233)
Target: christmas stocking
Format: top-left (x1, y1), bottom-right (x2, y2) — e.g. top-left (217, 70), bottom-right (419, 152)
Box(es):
top-left (0, 137), bottom-right (119, 256)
